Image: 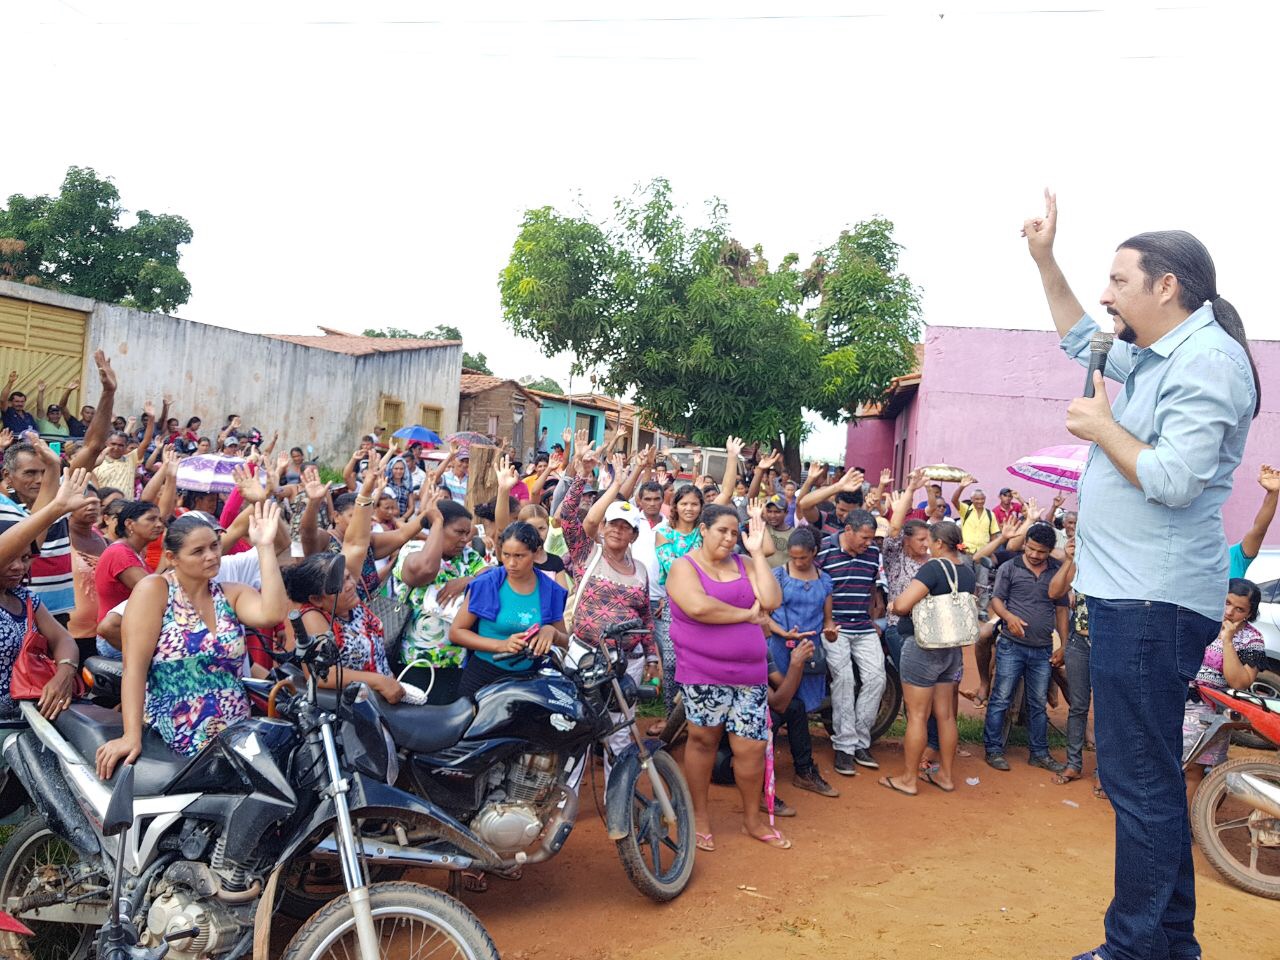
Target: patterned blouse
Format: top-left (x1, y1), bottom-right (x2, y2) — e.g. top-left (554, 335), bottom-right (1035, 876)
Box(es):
top-left (880, 533), bottom-right (925, 627)
top-left (145, 575), bottom-right (249, 757)
top-left (655, 526), bottom-right (701, 585)
top-left (303, 601), bottom-right (390, 676)
top-left (562, 477), bottom-right (656, 659)
top-left (1191, 620), bottom-right (1268, 698)
top-left (393, 541), bottom-right (488, 668)
top-left (0, 588), bottom-right (40, 718)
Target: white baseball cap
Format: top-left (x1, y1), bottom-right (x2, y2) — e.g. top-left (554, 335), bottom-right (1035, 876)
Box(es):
top-left (604, 500), bottom-right (642, 530)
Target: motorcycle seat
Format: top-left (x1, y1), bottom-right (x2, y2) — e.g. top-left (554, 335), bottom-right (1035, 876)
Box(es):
top-left (53, 704), bottom-right (189, 795)
top-left (84, 655), bottom-right (123, 684)
top-left (376, 697), bottom-right (476, 755)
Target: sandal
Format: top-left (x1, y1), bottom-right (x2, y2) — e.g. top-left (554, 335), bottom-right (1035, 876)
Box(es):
top-left (696, 831), bottom-right (716, 852)
top-left (1053, 768), bottom-right (1083, 785)
top-left (645, 721), bottom-right (666, 737)
top-left (494, 865), bottom-right (523, 881)
top-left (461, 870), bottom-right (488, 893)
top-left (742, 826), bottom-right (792, 849)
top-left (920, 769), bottom-right (955, 793)
top-left (1092, 782), bottom-right (1108, 801)
top-left (877, 776), bottom-right (917, 797)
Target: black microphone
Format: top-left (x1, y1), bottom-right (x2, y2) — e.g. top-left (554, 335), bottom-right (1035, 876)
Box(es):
top-left (1083, 332), bottom-right (1114, 398)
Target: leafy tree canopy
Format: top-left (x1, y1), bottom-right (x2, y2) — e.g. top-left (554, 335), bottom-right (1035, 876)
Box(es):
top-left (0, 166), bottom-right (193, 312)
top-left (519, 375), bottom-right (563, 395)
top-left (362, 323), bottom-right (491, 374)
top-left (499, 178), bottom-right (921, 462)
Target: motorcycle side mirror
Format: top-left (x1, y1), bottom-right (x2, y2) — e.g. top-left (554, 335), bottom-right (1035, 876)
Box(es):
top-left (323, 554), bottom-right (347, 596)
top-left (102, 763), bottom-right (135, 837)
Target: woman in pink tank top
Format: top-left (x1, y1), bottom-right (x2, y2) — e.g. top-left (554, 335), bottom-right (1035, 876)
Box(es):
top-left (667, 503), bottom-right (788, 851)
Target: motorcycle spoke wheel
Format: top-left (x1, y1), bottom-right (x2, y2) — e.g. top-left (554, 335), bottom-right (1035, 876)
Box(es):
top-left (1190, 757), bottom-right (1280, 899)
top-left (0, 817), bottom-right (97, 960)
top-left (280, 881), bottom-right (497, 960)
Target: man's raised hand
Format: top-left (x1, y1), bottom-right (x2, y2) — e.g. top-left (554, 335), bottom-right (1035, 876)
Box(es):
top-left (1022, 188), bottom-right (1058, 264)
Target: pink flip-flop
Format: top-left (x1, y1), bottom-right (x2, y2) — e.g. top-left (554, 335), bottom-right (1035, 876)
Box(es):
top-left (742, 826), bottom-right (792, 849)
top-left (696, 831), bottom-right (715, 852)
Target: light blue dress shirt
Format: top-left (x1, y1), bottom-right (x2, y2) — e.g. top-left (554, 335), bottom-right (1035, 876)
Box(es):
top-left (1061, 304), bottom-right (1256, 621)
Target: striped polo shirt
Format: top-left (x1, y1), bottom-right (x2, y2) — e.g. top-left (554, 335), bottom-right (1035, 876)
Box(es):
top-left (0, 493), bottom-right (74, 615)
top-left (817, 533), bottom-right (880, 632)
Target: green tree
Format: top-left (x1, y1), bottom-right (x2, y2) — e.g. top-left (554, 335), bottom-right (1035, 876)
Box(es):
top-left (0, 166), bottom-right (193, 311)
top-left (519, 375), bottom-right (563, 394)
top-left (499, 179), bottom-right (921, 472)
top-left (362, 324), bottom-right (490, 373)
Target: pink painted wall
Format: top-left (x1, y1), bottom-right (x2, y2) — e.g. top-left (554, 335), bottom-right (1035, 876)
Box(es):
top-left (845, 325), bottom-right (1280, 546)
top-left (843, 417), bottom-right (895, 475)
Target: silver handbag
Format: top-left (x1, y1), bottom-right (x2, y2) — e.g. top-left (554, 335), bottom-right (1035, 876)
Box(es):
top-left (912, 558), bottom-right (980, 649)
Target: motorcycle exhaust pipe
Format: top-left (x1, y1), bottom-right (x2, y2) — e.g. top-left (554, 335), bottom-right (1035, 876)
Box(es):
top-left (311, 835), bottom-right (477, 871)
top-left (1224, 771), bottom-right (1280, 820)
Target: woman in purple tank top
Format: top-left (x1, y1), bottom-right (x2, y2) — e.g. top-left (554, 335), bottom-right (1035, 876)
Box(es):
top-left (666, 503), bottom-right (787, 850)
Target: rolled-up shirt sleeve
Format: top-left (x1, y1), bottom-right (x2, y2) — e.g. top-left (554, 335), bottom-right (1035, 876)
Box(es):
top-left (1060, 314), bottom-right (1135, 383)
top-left (1136, 350), bottom-right (1253, 509)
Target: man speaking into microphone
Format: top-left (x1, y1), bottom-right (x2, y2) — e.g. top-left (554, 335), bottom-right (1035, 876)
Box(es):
top-left (1023, 191), bottom-right (1260, 960)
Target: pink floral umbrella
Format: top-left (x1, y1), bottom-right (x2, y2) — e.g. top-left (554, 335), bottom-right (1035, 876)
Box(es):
top-left (1007, 443), bottom-right (1089, 493)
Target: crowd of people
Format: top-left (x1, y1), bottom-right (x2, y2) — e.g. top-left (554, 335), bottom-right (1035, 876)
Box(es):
top-left (0, 353), bottom-right (1272, 867)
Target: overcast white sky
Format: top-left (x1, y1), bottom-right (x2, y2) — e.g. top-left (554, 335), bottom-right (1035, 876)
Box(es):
top-left (6, 1), bottom-right (1276, 457)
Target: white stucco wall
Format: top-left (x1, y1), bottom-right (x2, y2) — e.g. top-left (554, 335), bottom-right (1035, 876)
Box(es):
top-left (83, 302), bottom-right (461, 465)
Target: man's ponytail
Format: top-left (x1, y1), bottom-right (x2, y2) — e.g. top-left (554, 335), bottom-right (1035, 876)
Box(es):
top-left (1210, 296), bottom-right (1261, 418)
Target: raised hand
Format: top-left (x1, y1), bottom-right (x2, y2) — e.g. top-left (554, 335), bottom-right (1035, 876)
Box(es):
top-left (143, 399), bottom-right (156, 419)
top-left (1000, 514), bottom-right (1022, 539)
top-left (609, 451), bottom-right (626, 485)
top-left (561, 427), bottom-right (573, 450)
top-left (1051, 492), bottom-right (1067, 511)
top-left (232, 464), bottom-right (267, 503)
top-left (66, 378), bottom-right (80, 391)
top-left (743, 504), bottom-right (767, 554)
top-left (495, 455), bottom-right (519, 491)
top-left (1024, 497), bottom-right (1040, 521)
top-left (838, 468), bottom-right (865, 492)
top-left (1065, 537), bottom-right (1076, 562)
top-left (547, 450), bottom-right (565, 473)
top-left (1021, 187), bottom-right (1058, 264)
top-left (247, 501), bottom-right (281, 547)
top-left (276, 453), bottom-right (290, 476)
top-left (1259, 464), bottom-right (1280, 493)
top-left (724, 436), bottom-right (744, 459)
top-left (0, 428), bottom-right (13, 450)
top-left (879, 467), bottom-right (893, 487)
top-left (36, 379), bottom-right (47, 392)
top-left (959, 473), bottom-right (976, 487)
top-left (93, 350), bottom-right (117, 392)
top-left (52, 467), bottom-right (92, 514)
top-left (162, 392), bottom-right (174, 407)
top-left (906, 467), bottom-right (926, 492)
top-left (807, 461), bottom-right (828, 485)
top-left (302, 465), bottom-right (328, 502)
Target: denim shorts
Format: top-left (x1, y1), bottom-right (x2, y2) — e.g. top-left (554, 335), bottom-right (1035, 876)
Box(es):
top-left (681, 683), bottom-right (769, 740)
top-left (899, 640), bottom-right (963, 688)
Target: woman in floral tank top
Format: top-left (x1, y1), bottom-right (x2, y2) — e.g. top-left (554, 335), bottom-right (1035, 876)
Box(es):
top-left (96, 504), bottom-right (291, 778)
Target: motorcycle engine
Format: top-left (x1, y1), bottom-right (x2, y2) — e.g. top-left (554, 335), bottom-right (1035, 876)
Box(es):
top-left (143, 885), bottom-right (244, 959)
top-left (472, 752), bottom-right (559, 853)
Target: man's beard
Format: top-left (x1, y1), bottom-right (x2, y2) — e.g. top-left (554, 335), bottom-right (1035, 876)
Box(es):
top-left (1108, 309), bottom-right (1137, 344)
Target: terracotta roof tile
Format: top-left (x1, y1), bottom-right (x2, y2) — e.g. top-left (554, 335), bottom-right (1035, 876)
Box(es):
top-left (265, 325), bottom-right (462, 357)
top-left (460, 374), bottom-right (542, 405)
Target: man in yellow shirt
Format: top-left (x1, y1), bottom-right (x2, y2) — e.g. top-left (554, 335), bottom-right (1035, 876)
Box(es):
top-left (93, 399), bottom-right (159, 494)
top-left (952, 474), bottom-right (1001, 614)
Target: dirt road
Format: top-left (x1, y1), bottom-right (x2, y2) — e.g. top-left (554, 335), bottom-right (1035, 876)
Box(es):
top-left (434, 728), bottom-right (1260, 960)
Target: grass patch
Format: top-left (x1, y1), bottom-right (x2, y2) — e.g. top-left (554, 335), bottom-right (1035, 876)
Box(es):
top-left (884, 713), bottom-right (1067, 748)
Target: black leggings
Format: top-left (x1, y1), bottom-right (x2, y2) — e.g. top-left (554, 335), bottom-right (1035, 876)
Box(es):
top-left (457, 656), bottom-right (539, 700)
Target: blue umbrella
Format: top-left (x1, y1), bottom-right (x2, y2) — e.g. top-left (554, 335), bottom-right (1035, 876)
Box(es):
top-left (393, 425), bottom-right (443, 445)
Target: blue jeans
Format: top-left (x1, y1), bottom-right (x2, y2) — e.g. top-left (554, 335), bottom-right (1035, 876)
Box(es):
top-left (982, 638), bottom-right (1051, 758)
top-left (885, 621), bottom-right (941, 752)
top-left (1089, 598), bottom-right (1214, 960)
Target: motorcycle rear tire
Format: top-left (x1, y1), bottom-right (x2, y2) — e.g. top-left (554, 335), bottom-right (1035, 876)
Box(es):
top-left (611, 749), bottom-right (695, 902)
top-left (0, 815), bottom-right (96, 960)
top-left (280, 880), bottom-right (498, 960)
top-left (1190, 756), bottom-right (1280, 900)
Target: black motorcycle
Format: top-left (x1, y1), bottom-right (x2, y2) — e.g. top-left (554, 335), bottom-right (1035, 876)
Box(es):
top-left (282, 617), bottom-right (697, 912)
top-left (0, 554), bottom-right (498, 960)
